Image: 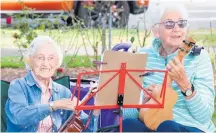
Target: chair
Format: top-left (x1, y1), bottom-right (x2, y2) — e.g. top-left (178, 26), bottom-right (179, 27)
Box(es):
top-left (1, 80), bottom-right (10, 132)
top-left (54, 76), bottom-right (70, 89)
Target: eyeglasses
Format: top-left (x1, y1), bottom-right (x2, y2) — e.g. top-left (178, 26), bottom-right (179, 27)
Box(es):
top-left (33, 55), bottom-right (56, 64)
top-left (156, 20), bottom-right (187, 29)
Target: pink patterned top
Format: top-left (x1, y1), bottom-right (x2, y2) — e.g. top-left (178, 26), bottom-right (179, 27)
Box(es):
top-left (31, 71), bottom-right (53, 132)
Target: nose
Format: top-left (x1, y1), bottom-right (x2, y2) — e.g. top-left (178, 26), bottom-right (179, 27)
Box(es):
top-left (172, 23), bottom-right (180, 31)
top-left (41, 58), bottom-right (49, 66)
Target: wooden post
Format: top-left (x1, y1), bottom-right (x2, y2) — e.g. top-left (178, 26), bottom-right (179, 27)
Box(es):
top-left (210, 21), bottom-right (213, 37)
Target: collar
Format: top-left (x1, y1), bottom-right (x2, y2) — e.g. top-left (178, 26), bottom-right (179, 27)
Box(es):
top-left (30, 71), bottom-right (52, 89)
top-left (25, 71), bottom-right (59, 93)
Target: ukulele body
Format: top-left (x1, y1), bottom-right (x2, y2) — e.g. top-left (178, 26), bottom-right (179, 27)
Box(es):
top-left (139, 85), bottom-right (178, 130)
top-left (58, 115), bottom-right (85, 132)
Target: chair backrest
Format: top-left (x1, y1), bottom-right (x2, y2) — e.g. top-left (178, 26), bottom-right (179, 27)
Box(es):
top-left (1, 80), bottom-right (10, 132)
top-left (0, 76), bottom-right (70, 132)
top-left (54, 76), bottom-right (70, 89)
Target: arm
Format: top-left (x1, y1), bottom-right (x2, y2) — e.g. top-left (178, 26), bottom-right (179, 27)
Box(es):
top-left (5, 79), bottom-right (51, 126)
top-left (60, 87), bottom-right (73, 124)
top-left (60, 86), bottom-right (88, 125)
top-left (185, 50), bottom-right (215, 124)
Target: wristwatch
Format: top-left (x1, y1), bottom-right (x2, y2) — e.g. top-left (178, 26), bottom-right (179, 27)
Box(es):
top-left (49, 102), bottom-right (54, 112)
top-left (181, 84), bottom-right (195, 97)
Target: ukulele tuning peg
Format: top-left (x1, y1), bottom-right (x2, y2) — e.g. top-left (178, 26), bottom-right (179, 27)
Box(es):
top-left (183, 40), bottom-right (194, 47)
top-left (190, 45), bottom-right (204, 56)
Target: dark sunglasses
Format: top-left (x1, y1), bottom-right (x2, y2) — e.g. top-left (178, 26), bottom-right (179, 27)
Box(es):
top-left (156, 20), bottom-right (187, 29)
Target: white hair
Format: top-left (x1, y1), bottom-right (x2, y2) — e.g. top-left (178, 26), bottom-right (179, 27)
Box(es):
top-left (145, 3), bottom-right (188, 26)
top-left (24, 36), bottom-right (63, 70)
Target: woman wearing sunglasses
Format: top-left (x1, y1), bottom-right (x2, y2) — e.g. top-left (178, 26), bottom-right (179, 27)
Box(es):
top-left (122, 4), bottom-right (215, 132)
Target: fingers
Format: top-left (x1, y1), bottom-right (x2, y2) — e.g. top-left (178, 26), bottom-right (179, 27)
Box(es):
top-left (166, 57), bottom-right (184, 75)
top-left (151, 86), bottom-right (161, 97)
top-left (89, 81), bottom-right (98, 93)
top-left (71, 97), bottom-right (79, 105)
top-left (145, 84), bottom-right (158, 97)
top-left (173, 57), bottom-right (181, 65)
top-left (168, 57), bottom-right (183, 67)
top-left (143, 84), bottom-right (160, 103)
top-left (146, 84), bottom-right (157, 92)
top-left (168, 59), bottom-right (178, 71)
top-left (93, 109), bottom-right (101, 116)
top-left (66, 102), bottom-right (75, 110)
top-left (166, 58), bottom-right (189, 86)
top-left (166, 64), bottom-right (172, 72)
top-left (61, 98), bottom-right (78, 110)
top-left (90, 81), bottom-right (98, 88)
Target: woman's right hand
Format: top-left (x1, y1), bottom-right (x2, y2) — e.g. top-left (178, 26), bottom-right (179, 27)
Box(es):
top-left (143, 84), bottom-right (160, 103)
top-left (140, 84), bottom-right (161, 115)
top-left (51, 81), bottom-right (99, 111)
top-left (52, 97), bottom-right (79, 111)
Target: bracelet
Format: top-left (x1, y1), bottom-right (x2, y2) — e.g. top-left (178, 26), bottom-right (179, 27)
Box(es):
top-left (50, 106), bottom-right (55, 112)
top-left (49, 102), bottom-right (55, 112)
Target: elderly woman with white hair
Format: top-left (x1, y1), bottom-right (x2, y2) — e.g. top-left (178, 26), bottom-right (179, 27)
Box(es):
top-left (4, 36), bottom-right (90, 132)
top-left (122, 4), bottom-right (215, 132)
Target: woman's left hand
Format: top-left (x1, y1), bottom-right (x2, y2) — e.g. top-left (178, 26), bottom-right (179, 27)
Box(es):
top-left (89, 81), bottom-right (101, 116)
top-left (166, 57), bottom-right (191, 91)
top-left (89, 81), bottom-right (98, 93)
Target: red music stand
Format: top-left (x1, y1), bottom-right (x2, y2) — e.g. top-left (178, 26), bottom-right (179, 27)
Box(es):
top-left (71, 62), bottom-right (168, 132)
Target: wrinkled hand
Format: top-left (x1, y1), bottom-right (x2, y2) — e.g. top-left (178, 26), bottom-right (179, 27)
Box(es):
top-left (166, 57), bottom-right (191, 91)
top-left (53, 98), bottom-right (79, 111)
top-left (89, 81), bottom-right (101, 116)
top-left (89, 81), bottom-right (98, 93)
top-left (141, 84), bottom-right (161, 113)
top-left (143, 84), bottom-right (160, 104)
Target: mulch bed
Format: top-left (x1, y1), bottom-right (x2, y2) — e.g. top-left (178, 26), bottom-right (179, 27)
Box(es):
top-left (0, 68), bottom-right (97, 82)
top-left (1, 68), bottom-right (216, 89)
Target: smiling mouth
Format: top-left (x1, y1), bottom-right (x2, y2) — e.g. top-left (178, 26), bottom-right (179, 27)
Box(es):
top-left (40, 68), bottom-right (50, 71)
top-left (171, 35), bottom-right (181, 39)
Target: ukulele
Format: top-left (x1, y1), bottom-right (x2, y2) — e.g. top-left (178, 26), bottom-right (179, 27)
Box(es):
top-left (139, 37), bottom-right (196, 130)
top-left (58, 86), bottom-right (97, 132)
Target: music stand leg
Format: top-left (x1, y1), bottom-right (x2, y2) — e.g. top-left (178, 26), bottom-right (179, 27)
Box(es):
top-left (119, 106), bottom-right (123, 132)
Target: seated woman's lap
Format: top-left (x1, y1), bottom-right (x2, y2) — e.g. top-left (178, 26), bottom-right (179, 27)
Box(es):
top-left (122, 119), bottom-right (202, 132)
top-left (157, 120), bottom-right (202, 132)
top-left (122, 118), bottom-right (153, 132)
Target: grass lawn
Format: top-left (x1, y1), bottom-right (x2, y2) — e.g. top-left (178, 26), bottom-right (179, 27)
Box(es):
top-left (0, 28), bottom-right (153, 48)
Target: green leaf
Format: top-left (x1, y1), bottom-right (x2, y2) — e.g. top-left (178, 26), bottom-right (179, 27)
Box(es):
top-left (130, 36), bottom-right (135, 43)
top-left (22, 44), bottom-right (28, 48)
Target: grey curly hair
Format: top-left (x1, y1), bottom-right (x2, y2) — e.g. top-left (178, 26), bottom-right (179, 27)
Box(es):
top-left (24, 36), bottom-right (63, 70)
top-left (146, 3), bottom-right (188, 27)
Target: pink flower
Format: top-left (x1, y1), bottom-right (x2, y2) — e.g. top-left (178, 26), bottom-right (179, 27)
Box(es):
top-left (6, 16), bottom-right (12, 25)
